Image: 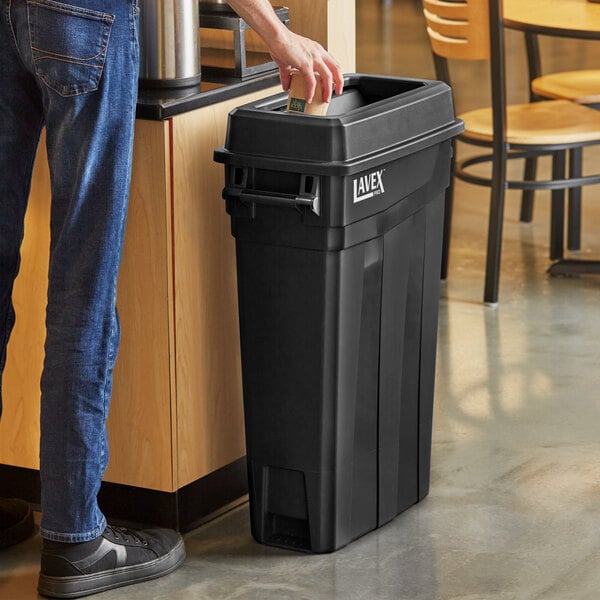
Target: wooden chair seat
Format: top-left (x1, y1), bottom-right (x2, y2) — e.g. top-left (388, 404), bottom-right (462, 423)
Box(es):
top-left (531, 70), bottom-right (600, 104)
top-left (460, 99), bottom-right (600, 145)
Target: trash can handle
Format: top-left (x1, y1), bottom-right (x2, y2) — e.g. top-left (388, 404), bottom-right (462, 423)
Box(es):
top-left (240, 190), bottom-right (319, 214)
top-left (223, 171), bottom-right (320, 216)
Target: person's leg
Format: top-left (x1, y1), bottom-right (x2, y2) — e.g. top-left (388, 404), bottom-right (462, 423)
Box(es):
top-left (33, 0), bottom-right (137, 541)
top-left (11, 0), bottom-right (139, 542)
top-left (0, 0), bottom-right (45, 550)
top-left (5, 0), bottom-right (184, 594)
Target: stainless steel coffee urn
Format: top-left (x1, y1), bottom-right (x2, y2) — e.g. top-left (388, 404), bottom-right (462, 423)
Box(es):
top-left (139, 0), bottom-right (201, 88)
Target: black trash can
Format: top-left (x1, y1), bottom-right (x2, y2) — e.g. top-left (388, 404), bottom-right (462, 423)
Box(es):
top-left (214, 74), bottom-right (463, 554)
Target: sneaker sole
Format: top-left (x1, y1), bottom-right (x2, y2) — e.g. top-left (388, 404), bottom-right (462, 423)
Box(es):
top-left (37, 537), bottom-right (186, 599)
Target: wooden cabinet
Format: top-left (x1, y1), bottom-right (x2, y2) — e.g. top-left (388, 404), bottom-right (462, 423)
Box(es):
top-left (0, 90), bottom-right (276, 494)
top-left (0, 141), bottom-right (50, 474)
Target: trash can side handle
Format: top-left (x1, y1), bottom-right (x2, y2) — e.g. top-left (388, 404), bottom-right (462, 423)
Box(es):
top-left (224, 186), bottom-right (320, 216)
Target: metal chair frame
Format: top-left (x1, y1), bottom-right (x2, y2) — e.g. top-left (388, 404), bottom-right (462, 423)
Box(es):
top-left (429, 0), bottom-right (600, 303)
top-left (519, 32), bottom-right (587, 252)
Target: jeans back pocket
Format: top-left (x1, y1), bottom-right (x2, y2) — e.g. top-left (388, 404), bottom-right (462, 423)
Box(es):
top-left (28, 0), bottom-right (115, 97)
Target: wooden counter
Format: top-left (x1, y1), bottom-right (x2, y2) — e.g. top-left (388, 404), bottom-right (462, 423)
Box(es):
top-left (0, 0), bottom-right (355, 530)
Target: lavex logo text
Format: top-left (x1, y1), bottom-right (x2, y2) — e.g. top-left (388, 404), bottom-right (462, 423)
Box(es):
top-left (353, 169), bottom-right (385, 203)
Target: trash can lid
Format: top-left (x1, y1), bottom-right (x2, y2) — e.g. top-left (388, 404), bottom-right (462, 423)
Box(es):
top-left (214, 74), bottom-right (464, 175)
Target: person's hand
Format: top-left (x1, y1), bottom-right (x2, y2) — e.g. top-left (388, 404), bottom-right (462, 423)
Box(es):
top-left (267, 28), bottom-right (344, 104)
top-left (224, 0), bottom-right (344, 103)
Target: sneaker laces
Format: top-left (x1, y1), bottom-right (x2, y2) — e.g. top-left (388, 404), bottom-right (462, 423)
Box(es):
top-left (105, 525), bottom-right (148, 546)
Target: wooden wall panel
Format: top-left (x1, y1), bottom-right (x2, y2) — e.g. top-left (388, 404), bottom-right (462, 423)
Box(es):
top-left (0, 136), bottom-right (49, 470)
top-left (283, 0), bottom-right (356, 71)
top-left (104, 119), bottom-right (175, 491)
top-left (0, 122), bottom-right (176, 493)
top-left (201, 1), bottom-right (356, 72)
top-left (171, 87), bottom-right (278, 488)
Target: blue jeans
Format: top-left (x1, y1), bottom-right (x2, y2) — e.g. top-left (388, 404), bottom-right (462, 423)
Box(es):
top-left (0, 0), bottom-right (139, 542)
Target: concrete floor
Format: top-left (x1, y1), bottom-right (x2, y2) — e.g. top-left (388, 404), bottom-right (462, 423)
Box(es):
top-left (2, 0), bottom-right (600, 598)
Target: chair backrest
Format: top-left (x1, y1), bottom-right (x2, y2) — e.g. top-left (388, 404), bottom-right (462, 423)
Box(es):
top-left (423, 0), bottom-right (490, 61)
top-left (424, 0), bottom-right (508, 161)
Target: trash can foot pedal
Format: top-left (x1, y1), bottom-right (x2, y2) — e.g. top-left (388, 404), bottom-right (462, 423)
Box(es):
top-left (263, 514), bottom-right (311, 551)
top-left (266, 533), bottom-right (311, 552)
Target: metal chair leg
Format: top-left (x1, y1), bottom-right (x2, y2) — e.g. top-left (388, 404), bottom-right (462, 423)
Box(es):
top-left (550, 151), bottom-right (566, 261)
top-left (567, 147), bottom-right (582, 251)
top-left (519, 157), bottom-right (537, 222)
top-left (520, 32), bottom-right (541, 225)
top-left (484, 162), bottom-right (507, 305)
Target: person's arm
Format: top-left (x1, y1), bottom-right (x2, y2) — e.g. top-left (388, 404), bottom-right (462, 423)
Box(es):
top-left (225, 0), bottom-right (344, 103)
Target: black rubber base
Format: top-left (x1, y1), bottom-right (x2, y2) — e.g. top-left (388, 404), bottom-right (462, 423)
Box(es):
top-left (548, 258), bottom-right (600, 277)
